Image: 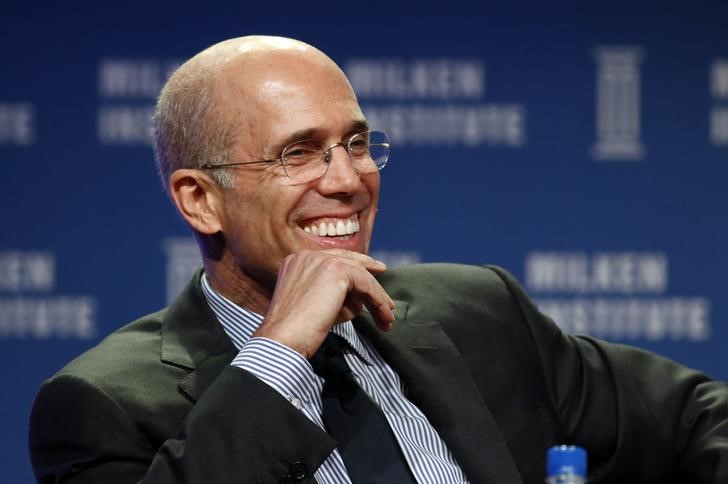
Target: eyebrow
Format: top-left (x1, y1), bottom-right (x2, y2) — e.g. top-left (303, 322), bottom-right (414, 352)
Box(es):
top-left (349, 118), bottom-right (370, 133)
top-left (272, 119), bottom-right (371, 154)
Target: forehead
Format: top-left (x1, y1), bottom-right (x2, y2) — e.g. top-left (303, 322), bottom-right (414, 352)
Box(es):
top-left (218, 51), bottom-right (364, 151)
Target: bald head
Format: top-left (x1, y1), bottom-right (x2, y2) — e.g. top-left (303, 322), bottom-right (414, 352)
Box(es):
top-left (192, 36), bottom-right (330, 66)
top-left (152, 36), bottom-right (354, 192)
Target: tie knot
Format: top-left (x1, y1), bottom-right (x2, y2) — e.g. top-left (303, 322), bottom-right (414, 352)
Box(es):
top-left (310, 333), bottom-right (350, 378)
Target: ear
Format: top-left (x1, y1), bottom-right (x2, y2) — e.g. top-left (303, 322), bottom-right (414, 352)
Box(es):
top-left (169, 169), bottom-right (224, 235)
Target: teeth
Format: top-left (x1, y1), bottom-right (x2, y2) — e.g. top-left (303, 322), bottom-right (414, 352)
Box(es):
top-left (303, 215), bottom-right (360, 237)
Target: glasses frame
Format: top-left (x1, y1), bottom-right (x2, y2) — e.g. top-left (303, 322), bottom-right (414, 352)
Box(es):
top-left (199, 130), bottom-right (389, 182)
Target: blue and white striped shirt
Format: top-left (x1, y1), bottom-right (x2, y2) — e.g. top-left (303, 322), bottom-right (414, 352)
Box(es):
top-left (201, 273), bottom-right (469, 483)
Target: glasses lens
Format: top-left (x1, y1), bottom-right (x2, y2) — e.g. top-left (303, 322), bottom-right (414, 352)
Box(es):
top-left (281, 139), bottom-right (327, 182)
top-left (281, 131), bottom-right (390, 182)
top-left (349, 131), bottom-right (389, 173)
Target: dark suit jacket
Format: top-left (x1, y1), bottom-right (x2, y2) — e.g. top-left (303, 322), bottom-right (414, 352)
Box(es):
top-left (29, 264), bottom-right (728, 483)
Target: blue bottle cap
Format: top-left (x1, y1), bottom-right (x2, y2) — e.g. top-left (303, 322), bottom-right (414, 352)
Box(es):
top-left (547, 445), bottom-right (587, 477)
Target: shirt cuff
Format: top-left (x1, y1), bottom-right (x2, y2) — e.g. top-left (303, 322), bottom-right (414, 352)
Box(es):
top-left (231, 337), bottom-right (320, 409)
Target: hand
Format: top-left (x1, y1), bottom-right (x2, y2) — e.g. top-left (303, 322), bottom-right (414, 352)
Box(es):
top-left (253, 249), bottom-right (396, 358)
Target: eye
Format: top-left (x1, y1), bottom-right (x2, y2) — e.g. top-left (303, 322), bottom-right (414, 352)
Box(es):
top-left (283, 140), bottom-right (322, 165)
top-left (286, 147), bottom-right (316, 158)
top-left (348, 134), bottom-right (370, 155)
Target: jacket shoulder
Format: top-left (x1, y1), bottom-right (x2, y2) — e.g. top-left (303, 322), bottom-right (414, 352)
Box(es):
top-left (377, 263), bottom-right (516, 308)
top-left (31, 307), bottom-right (193, 450)
top-left (55, 308), bottom-right (170, 385)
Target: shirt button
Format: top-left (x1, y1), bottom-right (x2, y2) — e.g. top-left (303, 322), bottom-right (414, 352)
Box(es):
top-left (288, 396), bottom-right (302, 409)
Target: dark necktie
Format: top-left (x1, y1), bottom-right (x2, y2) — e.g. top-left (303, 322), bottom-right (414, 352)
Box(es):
top-left (310, 333), bottom-right (417, 484)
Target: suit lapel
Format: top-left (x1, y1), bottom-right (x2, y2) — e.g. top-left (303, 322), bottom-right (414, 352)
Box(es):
top-left (355, 304), bottom-right (522, 484)
top-left (159, 269), bottom-right (237, 402)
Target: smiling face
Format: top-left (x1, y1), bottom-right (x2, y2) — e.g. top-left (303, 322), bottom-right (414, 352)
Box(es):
top-left (203, 41), bottom-right (380, 300)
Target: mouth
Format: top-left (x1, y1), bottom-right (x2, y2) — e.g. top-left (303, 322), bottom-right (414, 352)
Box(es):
top-left (301, 214), bottom-right (360, 240)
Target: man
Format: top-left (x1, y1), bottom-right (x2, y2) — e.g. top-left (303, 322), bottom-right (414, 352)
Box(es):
top-left (29, 36), bottom-right (728, 483)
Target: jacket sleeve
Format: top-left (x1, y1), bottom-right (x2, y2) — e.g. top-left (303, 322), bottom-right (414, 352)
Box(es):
top-left (29, 365), bottom-right (335, 484)
top-left (490, 265), bottom-right (728, 483)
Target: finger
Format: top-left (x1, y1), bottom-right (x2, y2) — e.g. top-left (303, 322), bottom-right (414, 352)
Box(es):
top-left (317, 249), bottom-right (388, 273)
top-left (336, 292), bottom-right (393, 331)
top-left (351, 267), bottom-right (394, 310)
top-left (344, 268), bottom-right (396, 331)
top-left (337, 295), bottom-right (364, 323)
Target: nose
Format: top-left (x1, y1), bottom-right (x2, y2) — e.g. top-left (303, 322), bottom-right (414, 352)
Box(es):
top-left (316, 143), bottom-right (362, 195)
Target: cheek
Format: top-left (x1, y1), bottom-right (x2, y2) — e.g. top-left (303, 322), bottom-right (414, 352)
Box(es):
top-left (227, 175), bottom-right (280, 221)
top-left (241, 187), bottom-right (307, 254)
top-left (363, 173), bottom-right (381, 207)
top-left (218, 189), bottom-right (267, 249)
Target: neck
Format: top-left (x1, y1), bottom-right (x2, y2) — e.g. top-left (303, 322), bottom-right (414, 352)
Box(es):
top-left (202, 254), bottom-right (274, 316)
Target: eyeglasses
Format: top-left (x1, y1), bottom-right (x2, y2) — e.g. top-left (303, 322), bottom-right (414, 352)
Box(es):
top-left (199, 130), bottom-right (390, 183)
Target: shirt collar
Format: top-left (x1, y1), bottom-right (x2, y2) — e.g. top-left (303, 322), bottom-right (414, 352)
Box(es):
top-left (200, 272), bottom-right (374, 365)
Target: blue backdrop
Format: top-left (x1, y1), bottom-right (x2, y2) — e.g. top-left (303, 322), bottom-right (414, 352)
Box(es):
top-left (2, 2), bottom-right (727, 481)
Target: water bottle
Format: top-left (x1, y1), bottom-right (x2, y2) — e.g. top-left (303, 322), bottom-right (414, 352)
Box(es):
top-left (546, 445), bottom-right (587, 483)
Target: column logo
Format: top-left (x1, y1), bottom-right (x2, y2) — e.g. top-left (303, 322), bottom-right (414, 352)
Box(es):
top-left (711, 59), bottom-right (728, 147)
top-left (591, 47), bottom-right (646, 161)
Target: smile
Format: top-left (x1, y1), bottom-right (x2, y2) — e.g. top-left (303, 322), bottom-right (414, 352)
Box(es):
top-left (302, 214), bottom-right (360, 237)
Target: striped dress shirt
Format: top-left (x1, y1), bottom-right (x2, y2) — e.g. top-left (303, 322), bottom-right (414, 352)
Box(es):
top-left (201, 273), bottom-right (469, 483)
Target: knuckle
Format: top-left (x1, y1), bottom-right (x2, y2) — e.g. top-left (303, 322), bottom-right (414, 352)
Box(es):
top-left (321, 256), bottom-right (346, 272)
top-left (285, 249), bottom-right (315, 263)
top-left (281, 252), bottom-right (303, 268)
